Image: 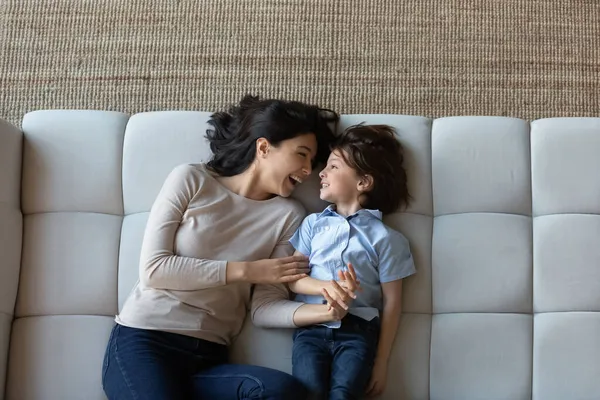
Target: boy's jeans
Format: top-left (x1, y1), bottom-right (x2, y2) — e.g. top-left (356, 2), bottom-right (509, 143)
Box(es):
top-left (292, 314), bottom-right (380, 400)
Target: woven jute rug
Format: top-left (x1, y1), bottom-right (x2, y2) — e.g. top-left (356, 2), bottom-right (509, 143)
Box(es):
top-left (1, 0), bottom-right (599, 126)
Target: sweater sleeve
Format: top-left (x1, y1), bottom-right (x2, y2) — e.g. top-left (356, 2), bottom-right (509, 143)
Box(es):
top-left (139, 164), bottom-right (228, 291)
top-left (250, 204), bottom-right (306, 328)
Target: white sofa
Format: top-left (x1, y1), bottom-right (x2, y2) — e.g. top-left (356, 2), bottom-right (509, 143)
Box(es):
top-left (1, 110), bottom-right (599, 400)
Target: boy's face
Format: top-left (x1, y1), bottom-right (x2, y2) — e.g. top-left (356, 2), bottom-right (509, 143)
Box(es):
top-left (318, 150), bottom-right (363, 205)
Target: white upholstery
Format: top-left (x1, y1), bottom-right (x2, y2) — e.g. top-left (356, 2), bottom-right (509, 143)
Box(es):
top-left (16, 213), bottom-right (122, 317)
top-left (430, 314), bottom-right (533, 399)
top-left (533, 313), bottom-right (600, 400)
top-left (531, 118), bottom-right (600, 215)
top-left (534, 214), bottom-right (600, 312)
top-left (433, 213), bottom-right (532, 314)
top-left (122, 111), bottom-right (213, 214)
top-left (7, 316), bottom-right (115, 400)
top-left (432, 117), bottom-right (532, 216)
top-left (21, 111), bottom-right (128, 215)
top-left (0, 119), bottom-right (22, 399)
top-left (1, 111), bottom-right (599, 400)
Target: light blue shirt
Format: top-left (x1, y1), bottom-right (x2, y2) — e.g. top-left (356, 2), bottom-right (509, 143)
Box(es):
top-left (290, 205), bottom-right (416, 328)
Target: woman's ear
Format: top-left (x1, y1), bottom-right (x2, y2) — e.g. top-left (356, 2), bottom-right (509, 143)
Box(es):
top-left (256, 138), bottom-right (270, 158)
top-left (357, 174), bottom-right (374, 193)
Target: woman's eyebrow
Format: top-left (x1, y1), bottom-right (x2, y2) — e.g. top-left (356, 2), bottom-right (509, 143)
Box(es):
top-left (298, 145), bottom-right (317, 158)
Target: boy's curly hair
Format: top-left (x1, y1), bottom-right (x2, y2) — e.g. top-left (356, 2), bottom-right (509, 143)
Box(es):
top-left (332, 124), bottom-right (410, 214)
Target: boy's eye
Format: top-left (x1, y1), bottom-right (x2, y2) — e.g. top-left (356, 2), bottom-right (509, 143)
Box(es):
top-left (298, 152), bottom-right (308, 158)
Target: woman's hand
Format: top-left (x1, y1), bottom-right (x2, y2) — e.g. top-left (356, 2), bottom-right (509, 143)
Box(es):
top-left (230, 255), bottom-right (310, 284)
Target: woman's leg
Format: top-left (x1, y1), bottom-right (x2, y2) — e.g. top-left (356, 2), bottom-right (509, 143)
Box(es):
top-left (102, 324), bottom-right (198, 400)
top-left (192, 363), bottom-right (308, 400)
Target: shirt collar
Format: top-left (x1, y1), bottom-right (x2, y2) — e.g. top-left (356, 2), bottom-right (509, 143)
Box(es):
top-left (318, 204), bottom-right (382, 220)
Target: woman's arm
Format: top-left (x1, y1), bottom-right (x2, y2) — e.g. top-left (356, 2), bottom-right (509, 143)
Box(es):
top-left (140, 165), bottom-right (308, 291)
top-left (251, 284), bottom-right (352, 327)
top-left (366, 279), bottom-right (403, 397)
top-left (287, 250), bottom-right (328, 295)
top-left (139, 164), bottom-right (229, 291)
top-left (288, 259), bottom-right (358, 313)
top-left (252, 265), bottom-right (359, 327)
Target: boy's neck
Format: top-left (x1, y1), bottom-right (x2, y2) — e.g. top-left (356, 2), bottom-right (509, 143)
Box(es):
top-left (333, 202), bottom-right (363, 217)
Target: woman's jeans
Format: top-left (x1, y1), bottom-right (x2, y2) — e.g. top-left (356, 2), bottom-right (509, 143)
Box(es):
top-left (102, 324), bottom-right (307, 400)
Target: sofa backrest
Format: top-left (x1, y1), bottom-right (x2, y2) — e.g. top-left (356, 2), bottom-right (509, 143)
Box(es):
top-left (2, 111), bottom-right (600, 400)
top-left (0, 119), bottom-right (22, 400)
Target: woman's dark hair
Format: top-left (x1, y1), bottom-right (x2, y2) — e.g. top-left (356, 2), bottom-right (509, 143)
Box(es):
top-left (332, 124), bottom-right (410, 214)
top-left (206, 94), bottom-right (339, 176)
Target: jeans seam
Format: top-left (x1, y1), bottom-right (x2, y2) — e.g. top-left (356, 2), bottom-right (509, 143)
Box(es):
top-left (114, 328), bottom-right (140, 400)
top-left (198, 374), bottom-right (265, 399)
top-left (102, 325), bottom-right (117, 385)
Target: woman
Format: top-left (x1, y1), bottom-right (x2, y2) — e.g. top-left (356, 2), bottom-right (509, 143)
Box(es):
top-left (102, 95), bottom-right (359, 400)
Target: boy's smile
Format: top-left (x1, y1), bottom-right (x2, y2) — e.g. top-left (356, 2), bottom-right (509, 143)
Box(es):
top-left (319, 150), bottom-right (367, 216)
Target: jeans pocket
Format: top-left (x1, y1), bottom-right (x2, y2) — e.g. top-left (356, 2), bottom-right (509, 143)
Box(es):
top-left (293, 327), bottom-right (306, 341)
top-left (365, 317), bottom-right (380, 332)
top-left (361, 320), bottom-right (380, 348)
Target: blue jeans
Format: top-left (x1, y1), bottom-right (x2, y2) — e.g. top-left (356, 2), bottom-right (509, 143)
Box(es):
top-left (102, 324), bottom-right (307, 400)
top-left (292, 315), bottom-right (380, 400)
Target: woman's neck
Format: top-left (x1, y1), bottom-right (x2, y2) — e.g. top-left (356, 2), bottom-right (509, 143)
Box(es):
top-left (217, 170), bottom-right (274, 201)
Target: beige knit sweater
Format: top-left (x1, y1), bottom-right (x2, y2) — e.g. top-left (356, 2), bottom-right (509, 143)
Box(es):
top-left (116, 163), bottom-right (305, 345)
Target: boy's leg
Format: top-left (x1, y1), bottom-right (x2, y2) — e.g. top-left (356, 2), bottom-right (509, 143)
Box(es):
top-left (329, 316), bottom-right (379, 400)
top-left (292, 326), bottom-right (331, 400)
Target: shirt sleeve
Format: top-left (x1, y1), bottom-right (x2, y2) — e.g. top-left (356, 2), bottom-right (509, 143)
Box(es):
top-left (289, 213), bottom-right (317, 256)
top-left (378, 229), bottom-right (416, 283)
top-left (251, 204), bottom-right (307, 328)
top-left (139, 164), bottom-right (228, 291)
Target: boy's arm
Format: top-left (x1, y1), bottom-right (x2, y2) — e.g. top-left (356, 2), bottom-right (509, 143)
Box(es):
top-left (287, 250), bottom-right (330, 295)
top-left (366, 279), bottom-right (403, 397)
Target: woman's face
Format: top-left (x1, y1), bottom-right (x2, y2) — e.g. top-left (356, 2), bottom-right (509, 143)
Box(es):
top-left (259, 133), bottom-right (318, 198)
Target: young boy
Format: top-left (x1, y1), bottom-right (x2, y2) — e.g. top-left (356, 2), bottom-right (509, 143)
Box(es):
top-left (288, 124), bottom-right (416, 399)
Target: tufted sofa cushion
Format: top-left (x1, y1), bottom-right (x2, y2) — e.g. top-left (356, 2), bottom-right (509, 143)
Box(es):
top-left (1, 111), bottom-right (599, 399)
top-left (0, 118), bottom-right (22, 400)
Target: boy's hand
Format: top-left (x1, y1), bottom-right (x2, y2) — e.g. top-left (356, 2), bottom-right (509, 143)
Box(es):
top-left (324, 280), bottom-right (354, 310)
top-left (366, 358), bottom-right (388, 397)
top-left (338, 263), bottom-right (362, 292)
top-left (321, 287), bottom-right (349, 321)
top-left (325, 263), bottom-right (361, 310)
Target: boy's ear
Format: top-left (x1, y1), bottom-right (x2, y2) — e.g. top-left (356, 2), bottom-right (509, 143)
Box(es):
top-left (358, 174), bottom-right (374, 193)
